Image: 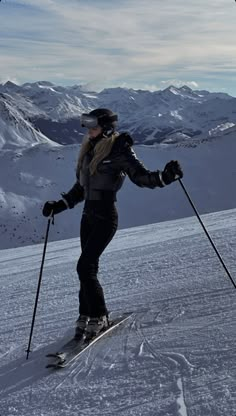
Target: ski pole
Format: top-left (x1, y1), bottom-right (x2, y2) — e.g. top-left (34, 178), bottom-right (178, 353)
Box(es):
top-left (178, 178), bottom-right (236, 290)
top-left (26, 214), bottom-right (54, 359)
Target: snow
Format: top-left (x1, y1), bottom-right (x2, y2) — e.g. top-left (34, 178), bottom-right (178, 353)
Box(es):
top-left (209, 122), bottom-right (235, 136)
top-left (1, 129), bottom-right (236, 250)
top-left (1, 79), bottom-right (236, 249)
top-left (170, 110), bottom-right (183, 120)
top-left (0, 209), bottom-right (236, 415)
top-left (1, 82), bottom-right (236, 145)
top-left (0, 94), bottom-right (57, 150)
top-left (1, 79), bottom-right (235, 414)
top-left (177, 378), bottom-right (188, 416)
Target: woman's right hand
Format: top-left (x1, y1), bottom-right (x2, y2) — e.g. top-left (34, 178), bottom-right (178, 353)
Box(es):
top-left (42, 200), bottom-right (67, 217)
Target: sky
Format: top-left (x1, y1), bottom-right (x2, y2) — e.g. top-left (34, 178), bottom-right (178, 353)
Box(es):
top-left (0, 0), bottom-right (236, 95)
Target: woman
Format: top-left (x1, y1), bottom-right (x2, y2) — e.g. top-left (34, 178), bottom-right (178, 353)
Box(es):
top-left (43, 108), bottom-right (183, 339)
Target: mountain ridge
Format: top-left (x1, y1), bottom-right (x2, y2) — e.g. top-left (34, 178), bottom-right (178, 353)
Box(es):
top-left (0, 81), bottom-right (235, 146)
top-left (0, 81), bottom-right (235, 250)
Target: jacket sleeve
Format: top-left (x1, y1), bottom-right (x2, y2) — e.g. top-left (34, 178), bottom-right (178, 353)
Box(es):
top-left (61, 180), bottom-right (85, 208)
top-left (120, 144), bottom-right (165, 189)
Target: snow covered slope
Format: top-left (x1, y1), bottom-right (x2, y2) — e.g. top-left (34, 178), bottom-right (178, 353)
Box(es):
top-left (0, 81), bottom-right (235, 250)
top-left (0, 92), bottom-right (57, 150)
top-left (0, 131), bottom-right (235, 250)
top-left (0, 209), bottom-right (235, 415)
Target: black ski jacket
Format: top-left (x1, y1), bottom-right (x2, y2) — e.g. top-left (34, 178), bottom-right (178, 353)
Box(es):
top-left (62, 133), bottom-right (165, 207)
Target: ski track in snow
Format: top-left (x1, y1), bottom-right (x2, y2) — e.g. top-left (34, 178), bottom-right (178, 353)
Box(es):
top-left (0, 209), bottom-right (236, 415)
top-left (176, 377), bottom-right (188, 416)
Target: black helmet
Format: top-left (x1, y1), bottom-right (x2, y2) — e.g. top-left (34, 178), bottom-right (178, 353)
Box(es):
top-left (80, 108), bottom-right (118, 132)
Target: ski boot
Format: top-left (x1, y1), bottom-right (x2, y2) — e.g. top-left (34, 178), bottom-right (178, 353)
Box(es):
top-left (85, 315), bottom-right (109, 340)
top-left (74, 315), bottom-right (89, 339)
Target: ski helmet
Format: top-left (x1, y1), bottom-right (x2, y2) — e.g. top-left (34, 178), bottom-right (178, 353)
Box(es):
top-left (80, 108), bottom-right (118, 132)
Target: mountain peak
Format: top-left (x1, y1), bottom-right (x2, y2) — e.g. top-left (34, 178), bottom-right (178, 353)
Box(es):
top-left (4, 80), bottom-right (19, 88)
top-left (179, 85), bottom-right (193, 92)
top-left (0, 93), bottom-right (57, 150)
top-left (22, 81), bottom-right (55, 89)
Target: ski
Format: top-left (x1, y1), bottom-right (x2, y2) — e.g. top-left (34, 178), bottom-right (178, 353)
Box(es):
top-left (46, 312), bottom-right (133, 369)
top-left (46, 337), bottom-right (84, 360)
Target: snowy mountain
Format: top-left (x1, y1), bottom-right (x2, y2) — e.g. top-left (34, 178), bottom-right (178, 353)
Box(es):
top-left (0, 209), bottom-right (235, 415)
top-left (0, 92), bottom-right (58, 150)
top-left (0, 128), bottom-right (235, 250)
top-left (0, 81), bottom-right (235, 145)
top-left (0, 81), bottom-right (235, 250)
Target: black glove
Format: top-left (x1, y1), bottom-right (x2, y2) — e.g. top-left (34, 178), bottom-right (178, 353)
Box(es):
top-left (162, 160), bottom-right (183, 185)
top-left (42, 200), bottom-right (67, 217)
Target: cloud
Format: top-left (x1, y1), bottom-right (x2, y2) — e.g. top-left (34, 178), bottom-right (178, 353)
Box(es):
top-left (0, 0), bottom-right (236, 93)
top-left (0, 76), bottom-right (20, 85)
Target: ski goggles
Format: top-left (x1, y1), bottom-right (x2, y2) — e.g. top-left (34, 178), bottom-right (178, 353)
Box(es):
top-left (80, 114), bottom-right (100, 128)
top-left (80, 113), bottom-right (118, 128)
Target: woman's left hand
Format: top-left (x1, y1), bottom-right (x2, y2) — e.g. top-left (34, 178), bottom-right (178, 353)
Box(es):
top-left (162, 160), bottom-right (183, 185)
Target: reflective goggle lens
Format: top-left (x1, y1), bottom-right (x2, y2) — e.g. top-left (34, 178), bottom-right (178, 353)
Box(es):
top-left (80, 114), bottom-right (98, 128)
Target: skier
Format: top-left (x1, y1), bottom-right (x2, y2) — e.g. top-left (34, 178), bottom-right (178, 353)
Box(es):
top-left (42, 108), bottom-right (183, 339)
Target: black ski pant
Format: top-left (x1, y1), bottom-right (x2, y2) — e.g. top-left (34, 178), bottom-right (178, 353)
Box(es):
top-left (77, 201), bottom-right (118, 318)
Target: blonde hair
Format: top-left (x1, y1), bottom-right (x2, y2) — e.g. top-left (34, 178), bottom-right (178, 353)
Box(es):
top-left (77, 132), bottom-right (119, 176)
